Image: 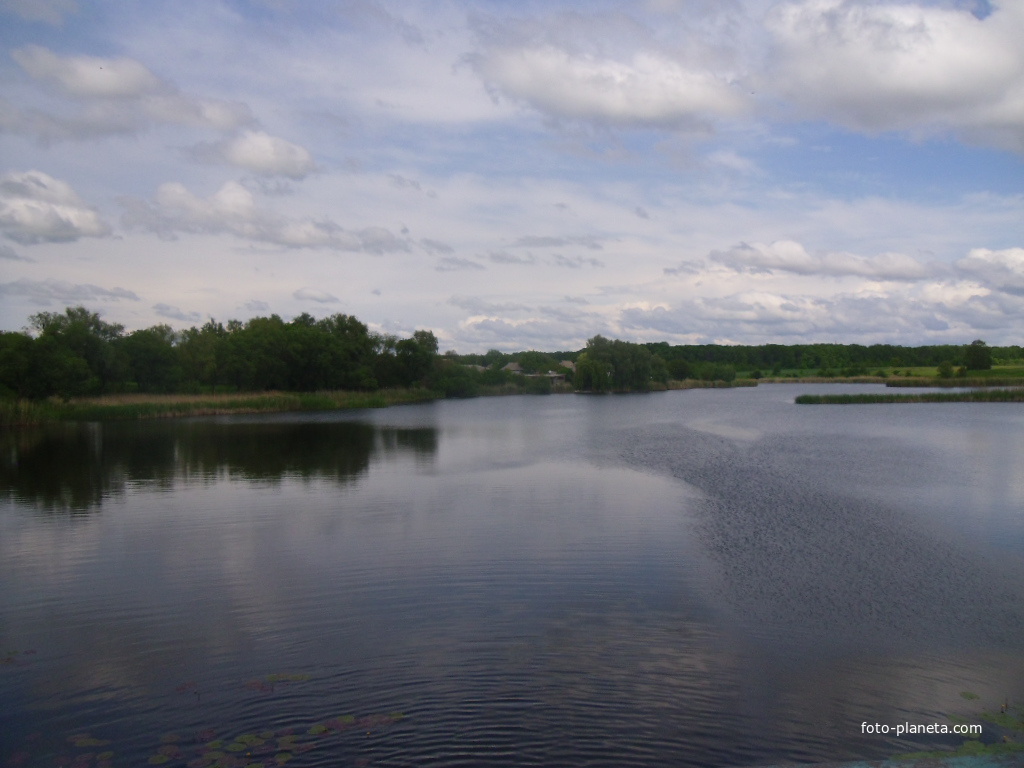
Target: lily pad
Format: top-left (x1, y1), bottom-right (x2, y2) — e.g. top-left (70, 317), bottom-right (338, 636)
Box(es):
top-left (273, 754), bottom-right (292, 765)
top-left (72, 737), bottom-right (110, 748)
top-left (148, 755), bottom-right (171, 765)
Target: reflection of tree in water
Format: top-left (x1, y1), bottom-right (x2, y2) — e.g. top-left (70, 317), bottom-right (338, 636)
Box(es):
top-left (1, 420), bottom-right (438, 513)
top-left (0, 424), bottom-right (148, 512)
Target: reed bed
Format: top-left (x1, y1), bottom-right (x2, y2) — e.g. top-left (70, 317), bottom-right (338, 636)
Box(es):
top-left (885, 377), bottom-right (1024, 388)
top-left (796, 389), bottom-right (1024, 405)
top-left (1, 388), bottom-right (438, 425)
top-left (667, 378), bottom-right (759, 389)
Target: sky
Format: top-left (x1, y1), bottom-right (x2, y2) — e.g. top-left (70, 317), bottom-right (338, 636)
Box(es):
top-left (0, 0), bottom-right (1022, 352)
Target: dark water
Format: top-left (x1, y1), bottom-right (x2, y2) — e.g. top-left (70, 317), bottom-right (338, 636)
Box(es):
top-left (2, 385), bottom-right (1023, 768)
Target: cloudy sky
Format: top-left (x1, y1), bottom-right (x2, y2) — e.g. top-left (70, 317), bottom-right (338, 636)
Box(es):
top-left (1, 0), bottom-right (1022, 351)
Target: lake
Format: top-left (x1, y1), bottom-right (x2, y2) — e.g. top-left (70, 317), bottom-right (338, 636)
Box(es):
top-left (2, 384), bottom-right (1023, 767)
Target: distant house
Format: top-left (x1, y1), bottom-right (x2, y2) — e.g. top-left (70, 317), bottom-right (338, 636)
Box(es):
top-left (559, 360), bottom-right (576, 373)
top-left (502, 362), bottom-right (523, 373)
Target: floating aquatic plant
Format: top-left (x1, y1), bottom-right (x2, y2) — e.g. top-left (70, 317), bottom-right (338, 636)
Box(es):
top-left (16, 698), bottom-right (403, 768)
top-left (70, 735), bottom-right (110, 748)
top-left (894, 696), bottom-right (1024, 760)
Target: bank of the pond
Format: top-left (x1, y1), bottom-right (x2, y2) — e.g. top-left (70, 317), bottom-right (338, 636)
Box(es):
top-left (796, 389), bottom-right (1024, 404)
top-left (0, 388), bottom-right (440, 425)
top-left (1, 378), bottom-right (769, 425)
top-left (886, 377), bottom-right (1024, 388)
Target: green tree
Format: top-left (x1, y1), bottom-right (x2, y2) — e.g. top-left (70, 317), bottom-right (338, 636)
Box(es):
top-left (29, 306), bottom-right (126, 393)
top-left (178, 321), bottom-right (226, 392)
top-left (120, 325), bottom-right (181, 392)
top-left (964, 339), bottom-right (992, 371)
top-left (574, 351), bottom-right (611, 392)
top-left (394, 330), bottom-right (438, 386)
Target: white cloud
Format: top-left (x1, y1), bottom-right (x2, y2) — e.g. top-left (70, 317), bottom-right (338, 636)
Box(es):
top-left (13, 45), bottom-right (163, 99)
top-left (765, 0), bottom-right (1024, 150)
top-left (436, 256), bottom-right (486, 272)
top-left (550, 254), bottom-right (604, 269)
top-left (217, 130), bottom-right (316, 179)
top-left (121, 181), bottom-right (407, 253)
top-left (956, 246), bottom-right (1024, 295)
top-left (7, 45), bottom-right (254, 141)
top-left (0, 243), bottom-right (31, 261)
top-left (448, 295), bottom-right (531, 314)
top-left (1, 0), bottom-right (76, 24)
top-left (457, 314), bottom-right (606, 351)
top-left (0, 170), bottom-right (111, 244)
top-left (710, 240), bottom-right (932, 280)
top-left (0, 278), bottom-right (137, 304)
top-left (513, 234), bottom-right (605, 250)
top-left (476, 46), bottom-right (747, 128)
top-left (153, 303), bottom-right (202, 322)
top-left (489, 250), bottom-right (535, 265)
top-left (293, 288), bottom-right (339, 303)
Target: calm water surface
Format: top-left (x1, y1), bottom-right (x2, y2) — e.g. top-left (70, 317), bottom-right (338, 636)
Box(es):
top-left (2, 384), bottom-right (1023, 767)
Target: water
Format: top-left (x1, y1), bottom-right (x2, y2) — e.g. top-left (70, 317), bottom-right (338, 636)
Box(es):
top-left (2, 385), bottom-right (1023, 767)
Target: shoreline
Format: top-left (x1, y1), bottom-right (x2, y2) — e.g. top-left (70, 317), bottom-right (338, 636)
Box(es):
top-left (6, 376), bottom-right (1024, 425)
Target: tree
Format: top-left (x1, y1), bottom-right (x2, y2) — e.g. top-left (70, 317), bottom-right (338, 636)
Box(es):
top-left (394, 330), bottom-right (438, 386)
top-left (29, 306), bottom-right (126, 393)
top-left (964, 339), bottom-right (992, 371)
top-left (120, 325), bottom-right (181, 392)
top-left (580, 335), bottom-right (653, 391)
top-left (574, 351), bottom-right (611, 392)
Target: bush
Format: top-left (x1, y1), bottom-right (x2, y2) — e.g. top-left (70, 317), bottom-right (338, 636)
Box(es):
top-left (525, 376), bottom-right (553, 395)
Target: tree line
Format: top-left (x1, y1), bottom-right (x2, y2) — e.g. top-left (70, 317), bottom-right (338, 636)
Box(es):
top-left (0, 306), bottom-right (440, 400)
top-left (0, 305), bottom-right (1010, 401)
top-left (641, 339), bottom-right (1002, 378)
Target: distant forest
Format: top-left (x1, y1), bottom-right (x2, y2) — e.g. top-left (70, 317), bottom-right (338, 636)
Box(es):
top-left (0, 305), bottom-right (1016, 400)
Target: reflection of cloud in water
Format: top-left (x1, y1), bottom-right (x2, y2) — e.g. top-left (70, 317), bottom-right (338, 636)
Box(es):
top-left (621, 423), bottom-right (1024, 656)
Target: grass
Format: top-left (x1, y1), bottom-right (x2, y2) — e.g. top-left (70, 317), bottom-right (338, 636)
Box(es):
top-left (751, 364), bottom-right (1024, 383)
top-left (0, 388), bottom-right (439, 425)
top-left (796, 389), bottom-right (1024, 404)
top-left (667, 378), bottom-right (759, 389)
top-left (887, 376), bottom-right (1024, 387)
